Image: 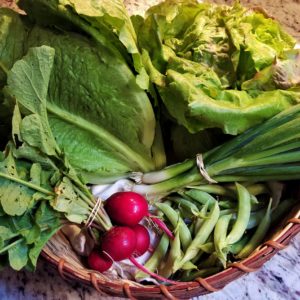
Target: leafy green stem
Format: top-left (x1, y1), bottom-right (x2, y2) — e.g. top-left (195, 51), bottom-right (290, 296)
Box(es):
top-left (0, 173), bottom-right (54, 196)
top-left (0, 238), bottom-right (23, 255)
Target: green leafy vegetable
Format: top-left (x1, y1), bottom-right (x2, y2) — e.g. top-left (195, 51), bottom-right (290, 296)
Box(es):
top-left (18, 0), bottom-right (149, 89)
top-left (2, 22), bottom-right (157, 181)
top-left (0, 150), bottom-right (36, 216)
top-left (136, 0), bottom-right (300, 135)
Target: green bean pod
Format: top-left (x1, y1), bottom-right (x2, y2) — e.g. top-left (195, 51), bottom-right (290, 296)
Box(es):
top-left (247, 210), bottom-right (265, 229)
top-left (135, 234), bottom-right (169, 280)
top-left (159, 230), bottom-right (181, 278)
top-left (228, 235), bottom-right (250, 255)
top-left (194, 203), bottom-right (209, 236)
top-left (186, 185), bottom-right (235, 198)
top-left (220, 208), bottom-right (236, 216)
top-left (236, 200), bottom-right (272, 259)
top-left (214, 214), bottom-right (232, 267)
top-left (198, 242), bottom-right (215, 254)
top-left (156, 202), bottom-right (192, 251)
top-left (184, 189), bottom-right (216, 208)
top-left (177, 202), bottom-right (220, 269)
top-left (244, 183), bottom-right (269, 196)
top-left (170, 197), bottom-right (199, 214)
top-left (226, 209), bottom-right (266, 230)
top-left (218, 200), bottom-right (237, 209)
top-left (226, 183), bottom-right (251, 245)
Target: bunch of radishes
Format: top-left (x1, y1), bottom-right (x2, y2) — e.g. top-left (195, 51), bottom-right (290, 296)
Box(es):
top-left (88, 192), bottom-right (175, 283)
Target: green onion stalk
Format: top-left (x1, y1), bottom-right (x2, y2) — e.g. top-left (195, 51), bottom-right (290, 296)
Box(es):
top-left (131, 104), bottom-right (300, 196)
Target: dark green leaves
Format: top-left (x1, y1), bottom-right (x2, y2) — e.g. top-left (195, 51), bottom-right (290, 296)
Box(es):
top-left (51, 177), bottom-right (90, 223)
top-left (3, 24), bottom-right (157, 180)
top-left (0, 151), bottom-right (35, 216)
top-left (7, 46), bottom-right (59, 157)
top-left (8, 240), bottom-right (29, 271)
top-left (0, 201), bottom-right (61, 271)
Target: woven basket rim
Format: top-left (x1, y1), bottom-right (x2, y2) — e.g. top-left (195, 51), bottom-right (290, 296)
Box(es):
top-left (42, 203), bottom-right (300, 299)
top-left (2, 0), bottom-right (298, 298)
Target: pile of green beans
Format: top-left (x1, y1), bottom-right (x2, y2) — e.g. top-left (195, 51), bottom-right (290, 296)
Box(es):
top-left (136, 182), bottom-right (297, 282)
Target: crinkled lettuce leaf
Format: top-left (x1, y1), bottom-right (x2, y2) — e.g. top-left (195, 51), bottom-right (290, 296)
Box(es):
top-left (242, 50), bottom-right (300, 91)
top-left (137, 0), bottom-right (299, 135)
top-left (161, 69), bottom-right (300, 134)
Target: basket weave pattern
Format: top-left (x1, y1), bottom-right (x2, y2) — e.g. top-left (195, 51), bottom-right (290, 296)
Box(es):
top-left (42, 206), bottom-right (300, 299)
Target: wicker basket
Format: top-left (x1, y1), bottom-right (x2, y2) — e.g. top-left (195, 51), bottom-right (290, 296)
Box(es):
top-left (42, 204), bottom-right (300, 299)
top-left (8, 0), bottom-right (294, 298)
top-left (40, 1), bottom-right (300, 298)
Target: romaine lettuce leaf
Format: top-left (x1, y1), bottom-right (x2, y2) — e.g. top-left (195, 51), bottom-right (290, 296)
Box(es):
top-left (18, 0), bottom-right (149, 89)
top-left (0, 6), bottom-right (158, 181)
top-left (6, 38), bottom-right (156, 181)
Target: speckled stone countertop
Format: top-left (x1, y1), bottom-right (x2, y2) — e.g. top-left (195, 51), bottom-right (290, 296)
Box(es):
top-left (1, 236), bottom-right (299, 299)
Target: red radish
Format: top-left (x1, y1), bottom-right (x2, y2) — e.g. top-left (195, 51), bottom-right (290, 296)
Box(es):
top-left (132, 224), bottom-right (150, 257)
top-left (105, 192), bottom-right (174, 239)
top-left (96, 226), bottom-right (175, 284)
top-left (101, 226), bottom-right (136, 261)
top-left (105, 192), bottom-right (148, 226)
top-left (88, 250), bottom-right (112, 272)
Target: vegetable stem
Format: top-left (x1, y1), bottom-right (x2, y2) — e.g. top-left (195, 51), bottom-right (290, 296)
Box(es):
top-left (0, 173), bottom-right (54, 196)
top-left (0, 238), bottom-right (23, 255)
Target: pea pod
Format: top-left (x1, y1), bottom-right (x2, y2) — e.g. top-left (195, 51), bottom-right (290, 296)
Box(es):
top-left (159, 230), bottom-right (181, 278)
top-left (135, 234), bottom-right (169, 280)
top-left (186, 185), bottom-right (235, 198)
top-left (247, 210), bottom-right (265, 229)
top-left (182, 261), bottom-right (198, 271)
top-left (214, 214), bottom-right (232, 267)
top-left (218, 200), bottom-right (237, 209)
top-left (156, 202), bottom-right (192, 251)
top-left (184, 189), bottom-right (216, 208)
top-left (246, 183), bottom-right (269, 196)
top-left (194, 203), bottom-right (209, 235)
top-left (220, 208), bottom-right (266, 230)
top-left (228, 235), bottom-right (250, 255)
top-left (226, 183), bottom-right (251, 245)
top-left (237, 200), bottom-right (272, 259)
top-left (198, 242), bottom-right (215, 254)
top-left (220, 208), bottom-right (236, 216)
top-left (176, 202), bottom-right (220, 269)
top-left (170, 197), bottom-right (199, 214)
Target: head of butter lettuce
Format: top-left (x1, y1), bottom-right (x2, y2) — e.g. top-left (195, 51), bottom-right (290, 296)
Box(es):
top-left (135, 0), bottom-right (300, 135)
